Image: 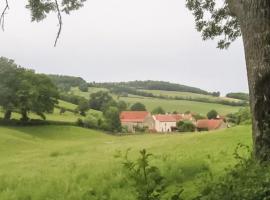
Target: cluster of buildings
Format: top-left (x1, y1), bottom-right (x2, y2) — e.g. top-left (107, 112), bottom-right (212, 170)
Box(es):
top-left (120, 111), bottom-right (227, 133)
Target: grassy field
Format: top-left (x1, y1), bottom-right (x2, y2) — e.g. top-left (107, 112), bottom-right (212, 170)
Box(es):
top-left (140, 89), bottom-right (241, 102)
top-left (72, 87), bottom-right (242, 115)
top-left (57, 100), bottom-right (78, 110)
top-left (0, 125), bottom-right (252, 199)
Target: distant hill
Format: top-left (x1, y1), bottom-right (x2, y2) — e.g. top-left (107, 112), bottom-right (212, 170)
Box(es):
top-left (47, 74), bottom-right (88, 92)
top-left (226, 92), bottom-right (249, 101)
top-left (90, 80), bottom-right (212, 95)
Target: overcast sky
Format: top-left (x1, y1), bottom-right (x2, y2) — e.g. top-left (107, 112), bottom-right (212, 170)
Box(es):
top-left (0, 0), bottom-right (248, 95)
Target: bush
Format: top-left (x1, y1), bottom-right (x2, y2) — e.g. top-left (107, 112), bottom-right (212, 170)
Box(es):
top-left (117, 149), bottom-right (184, 200)
top-left (226, 107), bottom-right (252, 125)
top-left (177, 121), bottom-right (196, 132)
top-left (195, 144), bottom-right (270, 200)
top-left (83, 114), bottom-right (99, 129)
top-left (152, 106), bottom-right (165, 115)
top-left (207, 110), bottom-right (218, 119)
top-left (130, 102), bottom-right (146, 111)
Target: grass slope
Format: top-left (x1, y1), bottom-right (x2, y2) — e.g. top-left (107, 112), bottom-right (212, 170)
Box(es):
top-left (72, 87), bottom-right (242, 115)
top-left (0, 125), bottom-right (251, 199)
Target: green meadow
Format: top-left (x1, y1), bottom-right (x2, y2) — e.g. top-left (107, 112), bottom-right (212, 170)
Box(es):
top-left (0, 125), bottom-right (251, 199)
top-left (71, 87), bottom-right (242, 115)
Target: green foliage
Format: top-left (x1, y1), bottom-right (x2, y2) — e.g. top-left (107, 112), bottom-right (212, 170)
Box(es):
top-left (78, 83), bottom-right (89, 92)
top-left (152, 106), bottom-right (165, 115)
top-left (93, 80), bottom-right (209, 95)
top-left (177, 121), bottom-right (196, 132)
top-left (76, 98), bottom-right (89, 116)
top-left (227, 107), bottom-right (252, 125)
top-left (89, 91), bottom-right (114, 111)
top-left (211, 91), bottom-right (220, 97)
top-left (0, 125), bottom-right (252, 199)
top-left (0, 57), bottom-right (59, 121)
top-left (82, 114), bottom-right (99, 129)
top-left (59, 107), bottom-right (66, 115)
top-left (226, 92), bottom-right (249, 101)
top-left (186, 0), bottom-right (241, 49)
top-left (120, 149), bottom-right (183, 200)
top-left (48, 74), bottom-right (87, 92)
top-left (207, 110), bottom-right (218, 119)
top-left (196, 144), bottom-right (270, 200)
top-left (131, 102), bottom-right (147, 111)
top-left (59, 92), bottom-right (87, 105)
top-left (193, 114), bottom-right (206, 121)
top-left (118, 100), bottom-right (128, 111)
top-left (103, 106), bottom-right (122, 133)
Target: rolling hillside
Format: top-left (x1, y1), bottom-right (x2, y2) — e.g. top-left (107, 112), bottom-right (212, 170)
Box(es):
top-left (0, 125), bottom-right (251, 199)
top-left (71, 87), bottom-right (243, 115)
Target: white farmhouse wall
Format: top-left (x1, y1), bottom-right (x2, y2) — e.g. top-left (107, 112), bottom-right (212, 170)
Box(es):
top-left (154, 121), bottom-right (176, 132)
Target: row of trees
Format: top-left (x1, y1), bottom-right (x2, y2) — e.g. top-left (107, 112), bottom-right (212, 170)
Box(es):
top-left (0, 57), bottom-right (59, 121)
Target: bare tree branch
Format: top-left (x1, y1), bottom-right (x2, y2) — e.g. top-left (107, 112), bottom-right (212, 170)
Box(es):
top-left (0, 0), bottom-right (9, 31)
top-left (54, 0), bottom-right (62, 47)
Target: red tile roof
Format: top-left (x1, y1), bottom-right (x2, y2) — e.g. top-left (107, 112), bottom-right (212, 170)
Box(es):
top-left (154, 114), bottom-right (177, 122)
top-left (171, 114), bottom-right (183, 121)
top-left (196, 119), bottom-right (224, 130)
top-left (120, 111), bottom-right (149, 123)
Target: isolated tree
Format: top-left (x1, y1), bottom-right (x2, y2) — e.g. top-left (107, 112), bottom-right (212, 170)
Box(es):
top-left (77, 98), bottom-right (89, 116)
top-left (89, 91), bottom-right (113, 111)
top-left (16, 69), bottom-right (59, 121)
top-left (152, 106), bottom-right (165, 115)
top-left (103, 106), bottom-right (122, 133)
top-left (79, 83), bottom-right (89, 92)
top-left (1, 0), bottom-right (270, 159)
top-left (117, 100), bottom-right (128, 112)
top-left (130, 102), bottom-right (146, 111)
top-left (207, 110), bottom-right (218, 120)
top-left (177, 120), bottom-right (196, 132)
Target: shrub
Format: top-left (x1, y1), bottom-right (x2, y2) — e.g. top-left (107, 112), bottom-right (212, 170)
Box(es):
top-left (118, 149), bottom-right (184, 200)
top-left (207, 110), bottom-right (218, 119)
top-left (177, 121), bottom-right (196, 132)
top-left (103, 106), bottom-right (122, 133)
top-left (195, 144), bottom-right (270, 200)
top-left (152, 106), bottom-right (165, 115)
top-left (83, 114), bottom-right (99, 129)
top-left (130, 102), bottom-right (146, 111)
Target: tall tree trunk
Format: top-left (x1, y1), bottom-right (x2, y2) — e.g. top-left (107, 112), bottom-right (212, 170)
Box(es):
top-left (239, 0), bottom-right (270, 161)
top-left (4, 110), bottom-right (11, 120)
top-left (21, 109), bottom-right (29, 122)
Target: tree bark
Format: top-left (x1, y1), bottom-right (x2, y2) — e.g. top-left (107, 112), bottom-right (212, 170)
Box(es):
top-left (238, 0), bottom-right (270, 161)
top-left (4, 110), bottom-right (11, 120)
top-left (21, 109), bottom-right (29, 122)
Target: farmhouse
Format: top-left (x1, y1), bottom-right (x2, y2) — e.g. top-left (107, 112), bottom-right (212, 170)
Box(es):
top-left (196, 119), bottom-right (227, 131)
top-left (171, 113), bottom-right (195, 123)
top-left (153, 114), bottom-right (178, 132)
top-left (120, 111), bottom-right (155, 132)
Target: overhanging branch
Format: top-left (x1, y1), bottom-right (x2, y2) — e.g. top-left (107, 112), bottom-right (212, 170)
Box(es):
top-left (54, 0), bottom-right (62, 47)
top-left (0, 0), bottom-right (9, 31)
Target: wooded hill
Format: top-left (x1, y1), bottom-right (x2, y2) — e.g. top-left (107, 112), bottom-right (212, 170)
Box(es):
top-left (90, 80), bottom-right (212, 95)
top-left (47, 75), bottom-right (248, 107)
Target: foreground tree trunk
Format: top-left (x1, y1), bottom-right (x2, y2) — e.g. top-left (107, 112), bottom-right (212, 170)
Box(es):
top-left (237, 0), bottom-right (270, 160)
